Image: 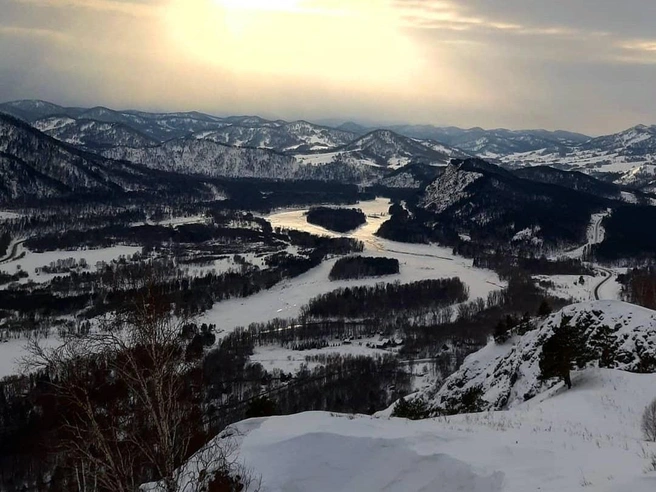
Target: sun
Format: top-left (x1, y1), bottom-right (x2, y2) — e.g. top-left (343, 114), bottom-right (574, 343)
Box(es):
top-left (217, 0), bottom-right (301, 11)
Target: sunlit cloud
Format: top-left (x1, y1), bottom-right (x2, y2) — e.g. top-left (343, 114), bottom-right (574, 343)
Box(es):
top-left (164, 0), bottom-right (425, 88)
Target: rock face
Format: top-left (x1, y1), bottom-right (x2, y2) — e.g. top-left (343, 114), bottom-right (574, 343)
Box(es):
top-left (421, 300), bottom-right (656, 414)
top-left (421, 161), bottom-right (484, 213)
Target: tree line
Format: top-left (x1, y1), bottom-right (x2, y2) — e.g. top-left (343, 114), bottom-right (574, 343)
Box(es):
top-left (302, 278), bottom-right (469, 319)
top-left (306, 206), bottom-right (367, 233)
top-left (328, 256), bottom-right (399, 280)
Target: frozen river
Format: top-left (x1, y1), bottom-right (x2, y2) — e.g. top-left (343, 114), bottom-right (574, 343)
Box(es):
top-left (201, 198), bottom-right (505, 333)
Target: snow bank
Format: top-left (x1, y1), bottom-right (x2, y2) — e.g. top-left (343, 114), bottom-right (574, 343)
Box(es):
top-left (210, 368), bottom-right (656, 492)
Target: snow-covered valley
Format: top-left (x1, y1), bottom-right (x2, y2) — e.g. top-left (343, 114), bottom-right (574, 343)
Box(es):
top-left (200, 198), bottom-right (504, 333)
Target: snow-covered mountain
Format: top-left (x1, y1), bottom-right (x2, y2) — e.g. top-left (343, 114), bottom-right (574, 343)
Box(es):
top-left (103, 138), bottom-right (300, 179)
top-left (196, 120), bottom-right (356, 152)
top-left (414, 158), bottom-right (627, 249)
top-left (421, 300), bottom-right (656, 413)
top-left (103, 137), bottom-right (391, 183)
top-left (0, 100), bottom-right (231, 142)
top-left (296, 130), bottom-right (461, 170)
top-left (4, 99), bottom-right (656, 185)
top-left (33, 116), bottom-right (158, 151)
top-left (500, 125), bottom-right (656, 177)
top-left (0, 99), bottom-right (84, 122)
top-left (383, 125), bottom-right (590, 157)
top-left (0, 114), bottom-right (210, 203)
top-left (514, 165), bottom-right (644, 202)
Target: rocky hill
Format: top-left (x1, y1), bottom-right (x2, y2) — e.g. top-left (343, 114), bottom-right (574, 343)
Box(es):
top-left (420, 300), bottom-right (656, 414)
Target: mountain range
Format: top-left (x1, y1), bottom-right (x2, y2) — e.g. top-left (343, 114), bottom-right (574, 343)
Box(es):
top-left (0, 113), bottom-right (213, 204)
top-left (2, 99), bottom-right (656, 198)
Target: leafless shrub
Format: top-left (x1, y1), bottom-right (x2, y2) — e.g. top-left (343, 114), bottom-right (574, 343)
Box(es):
top-left (23, 271), bottom-right (250, 492)
top-left (642, 398), bottom-right (656, 442)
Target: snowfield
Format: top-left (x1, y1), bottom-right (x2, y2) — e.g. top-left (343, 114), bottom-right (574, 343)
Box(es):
top-left (0, 211), bottom-right (21, 220)
top-left (0, 245), bottom-right (142, 283)
top-left (251, 341), bottom-right (392, 374)
top-left (194, 367), bottom-right (656, 492)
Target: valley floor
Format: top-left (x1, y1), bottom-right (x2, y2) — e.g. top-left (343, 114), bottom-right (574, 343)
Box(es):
top-left (200, 198), bottom-right (505, 334)
top-left (224, 369), bottom-right (656, 492)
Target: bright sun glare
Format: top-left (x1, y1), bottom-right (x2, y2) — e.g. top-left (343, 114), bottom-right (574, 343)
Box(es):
top-left (166, 0), bottom-right (430, 91)
top-left (217, 0), bottom-right (300, 11)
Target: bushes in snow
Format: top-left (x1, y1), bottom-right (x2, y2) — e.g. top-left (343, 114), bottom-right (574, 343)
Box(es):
top-left (392, 397), bottom-right (430, 420)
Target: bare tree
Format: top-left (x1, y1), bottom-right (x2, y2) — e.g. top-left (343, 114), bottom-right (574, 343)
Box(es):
top-left (642, 398), bottom-right (656, 442)
top-left (24, 278), bottom-right (248, 492)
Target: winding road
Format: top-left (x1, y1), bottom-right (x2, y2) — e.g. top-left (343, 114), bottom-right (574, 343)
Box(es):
top-left (0, 239), bottom-right (26, 265)
top-left (593, 266), bottom-right (615, 301)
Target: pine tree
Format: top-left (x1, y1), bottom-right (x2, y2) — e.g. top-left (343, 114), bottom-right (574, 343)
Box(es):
top-left (538, 300), bottom-right (552, 317)
top-left (539, 318), bottom-right (582, 389)
top-left (493, 319), bottom-right (509, 344)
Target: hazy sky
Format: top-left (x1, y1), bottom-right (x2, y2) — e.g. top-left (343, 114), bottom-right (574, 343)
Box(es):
top-left (1, 0), bottom-right (656, 134)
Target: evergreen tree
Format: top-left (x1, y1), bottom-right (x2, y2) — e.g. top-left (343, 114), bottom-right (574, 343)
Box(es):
top-left (493, 318), bottom-right (510, 344)
top-left (539, 318), bottom-right (582, 389)
top-left (538, 299), bottom-right (552, 317)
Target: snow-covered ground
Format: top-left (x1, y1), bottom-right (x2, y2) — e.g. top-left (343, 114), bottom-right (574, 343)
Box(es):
top-left (251, 341), bottom-right (392, 374)
top-left (534, 274), bottom-right (597, 301)
top-left (0, 334), bottom-right (62, 379)
top-left (217, 368), bottom-right (656, 492)
top-left (0, 245), bottom-right (142, 283)
top-left (200, 198), bottom-right (504, 333)
top-left (0, 211), bottom-right (21, 220)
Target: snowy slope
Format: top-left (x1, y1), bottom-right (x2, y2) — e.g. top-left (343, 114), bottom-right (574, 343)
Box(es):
top-left (423, 300), bottom-right (656, 413)
top-left (103, 138), bottom-right (300, 179)
top-left (500, 125), bottom-right (656, 176)
top-left (296, 130), bottom-right (455, 170)
top-left (34, 116), bottom-right (157, 150)
top-left (197, 121), bottom-right (356, 152)
top-left (173, 368), bottom-right (656, 492)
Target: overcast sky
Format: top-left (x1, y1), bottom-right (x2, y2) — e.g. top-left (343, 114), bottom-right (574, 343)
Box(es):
top-left (2, 0), bottom-right (655, 135)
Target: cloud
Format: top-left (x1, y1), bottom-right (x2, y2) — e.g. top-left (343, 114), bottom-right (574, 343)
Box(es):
top-left (13, 0), bottom-right (160, 17)
top-left (0, 25), bottom-right (69, 41)
top-left (393, 0), bottom-right (579, 37)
